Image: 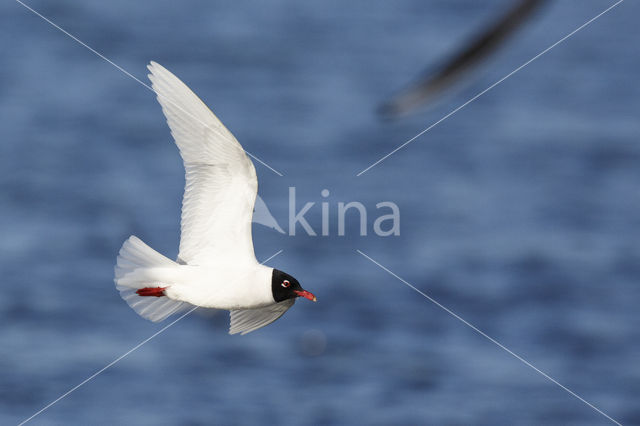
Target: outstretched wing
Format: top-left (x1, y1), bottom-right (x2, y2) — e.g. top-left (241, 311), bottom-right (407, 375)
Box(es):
top-left (229, 299), bottom-right (295, 335)
top-left (379, 0), bottom-right (547, 117)
top-left (147, 62), bottom-right (258, 265)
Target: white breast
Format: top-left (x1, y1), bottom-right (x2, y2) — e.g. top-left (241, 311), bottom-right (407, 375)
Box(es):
top-left (164, 263), bottom-right (274, 310)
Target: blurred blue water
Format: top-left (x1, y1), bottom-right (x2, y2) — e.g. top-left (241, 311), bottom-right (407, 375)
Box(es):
top-left (1, 1), bottom-right (639, 425)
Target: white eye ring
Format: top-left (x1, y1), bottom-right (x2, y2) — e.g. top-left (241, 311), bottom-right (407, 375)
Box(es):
top-left (281, 280), bottom-right (290, 288)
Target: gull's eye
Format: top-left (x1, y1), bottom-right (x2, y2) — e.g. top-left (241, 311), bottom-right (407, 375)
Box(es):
top-left (281, 280), bottom-right (290, 288)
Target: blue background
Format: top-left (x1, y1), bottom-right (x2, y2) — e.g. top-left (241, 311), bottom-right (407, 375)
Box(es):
top-left (1, 1), bottom-right (638, 424)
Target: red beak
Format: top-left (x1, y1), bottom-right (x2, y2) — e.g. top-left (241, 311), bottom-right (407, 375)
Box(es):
top-left (294, 290), bottom-right (317, 302)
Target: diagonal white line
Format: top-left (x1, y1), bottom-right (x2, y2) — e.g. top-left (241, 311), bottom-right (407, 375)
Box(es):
top-left (17, 307), bottom-right (197, 426)
top-left (356, 249), bottom-right (622, 426)
top-left (260, 249), bottom-right (284, 264)
top-left (14, 0), bottom-right (284, 177)
top-left (357, 0), bottom-right (624, 176)
top-left (18, 249), bottom-right (284, 425)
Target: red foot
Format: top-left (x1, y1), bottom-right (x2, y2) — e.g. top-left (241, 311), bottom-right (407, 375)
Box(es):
top-left (136, 287), bottom-right (167, 297)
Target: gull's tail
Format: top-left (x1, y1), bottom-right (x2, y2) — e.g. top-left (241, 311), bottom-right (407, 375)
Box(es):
top-left (114, 236), bottom-right (191, 322)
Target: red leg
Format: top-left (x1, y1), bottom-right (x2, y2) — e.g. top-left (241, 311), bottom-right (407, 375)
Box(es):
top-left (136, 287), bottom-right (167, 297)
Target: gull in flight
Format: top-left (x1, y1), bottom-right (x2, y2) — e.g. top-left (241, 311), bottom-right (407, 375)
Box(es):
top-left (379, 0), bottom-right (548, 117)
top-left (114, 62), bottom-right (316, 335)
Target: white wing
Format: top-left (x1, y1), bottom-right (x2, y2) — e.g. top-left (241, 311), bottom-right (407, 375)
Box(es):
top-left (147, 62), bottom-right (258, 265)
top-left (229, 299), bottom-right (295, 335)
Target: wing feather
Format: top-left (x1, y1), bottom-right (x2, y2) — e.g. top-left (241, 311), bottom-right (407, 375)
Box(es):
top-left (147, 62), bottom-right (258, 265)
top-left (229, 299), bottom-right (295, 335)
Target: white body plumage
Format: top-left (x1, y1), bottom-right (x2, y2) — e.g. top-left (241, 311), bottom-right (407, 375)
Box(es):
top-left (114, 62), bottom-right (310, 335)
